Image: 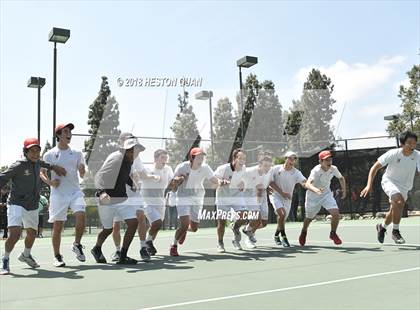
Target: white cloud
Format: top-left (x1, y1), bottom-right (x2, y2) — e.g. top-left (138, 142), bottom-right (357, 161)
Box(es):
top-left (294, 55), bottom-right (406, 103)
top-left (393, 78), bottom-right (410, 92)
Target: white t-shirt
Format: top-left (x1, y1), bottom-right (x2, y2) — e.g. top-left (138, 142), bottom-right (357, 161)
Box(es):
top-left (174, 161), bottom-right (214, 205)
top-left (379, 149), bottom-right (420, 192)
top-left (306, 164), bottom-right (342, 199)
top-left (126, 157), bottom-right (145, 198)
top-left (43, 146), bottom-right (84, 196)
top-left (214, 163), bottom-right (246, 206)
top-left (141, 165), bottom-right (174, 206)
top-left (271, 165), bottom-right (306, 200)
top-left (240, 165), bottom-right (273, 205)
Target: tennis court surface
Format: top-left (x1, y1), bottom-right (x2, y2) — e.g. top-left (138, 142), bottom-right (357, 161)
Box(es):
top-left (1, 217), bottom-right (419, 310)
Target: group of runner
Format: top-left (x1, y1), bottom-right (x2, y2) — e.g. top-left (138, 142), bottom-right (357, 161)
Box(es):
top-left (0, 122), bottom-right (418, 274)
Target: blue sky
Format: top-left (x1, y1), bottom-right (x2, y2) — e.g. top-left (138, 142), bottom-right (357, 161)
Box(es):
top-left (1, 0), bottom-right (419, 165)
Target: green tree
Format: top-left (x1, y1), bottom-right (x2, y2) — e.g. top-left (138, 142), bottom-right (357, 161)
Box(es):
top-left (41, 140), bottom-right (52, 158)
top-left (244, 78), bottom-right (286, 156)
top-left (166, 91), bottom-right (200, 167)
top-left (209, 97), bottom-right (238, 166)
top-left (387, 65), bottom-right (420, 135)
top-left (84, 76), bottom-right (121, 178)
top-left (292, 68), bottom-right (336, 155)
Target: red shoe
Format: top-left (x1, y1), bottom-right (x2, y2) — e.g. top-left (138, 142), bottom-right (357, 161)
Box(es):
top-left (299, 231), bottom-right (307, 246)
top-left (179, 232), bottom-right (187, 245)
top-left (330, 231), bottom-right (342, 245)
top-left (170, 245), bottom-right (179, 257)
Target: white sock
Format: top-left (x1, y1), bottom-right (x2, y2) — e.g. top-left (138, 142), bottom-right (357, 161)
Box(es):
top-left (393, 224), bottom-right (399, 230)
top-left (23, 248), bottom-right (31, 257)
top-left (173, 238), bottom-right (178, 246)
top-left (115, 245), bottom-right (121, 251)
top-left (146, 234), bottom-right (153, 242)
top-left (382, 222), bottom-right (389, 229)
top-left (3, 251), bottom-right (10, 259)
top-left (140, 240), bottom-right (146, 248)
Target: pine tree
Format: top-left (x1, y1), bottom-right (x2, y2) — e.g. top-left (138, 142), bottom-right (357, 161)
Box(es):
top-left (166, 91), bottom-right (201, 167)
top-left (84, 76), bottom-right (121, 184)
top-left (387, 65), bottom-right (420, 135)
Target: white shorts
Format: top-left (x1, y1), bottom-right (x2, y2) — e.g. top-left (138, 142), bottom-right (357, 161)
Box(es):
top-left (177, 205), bottom-right (202, 223)
top-left (99, 202), bottom-right (137, 229)
top-left (145, 205), bottom-right (165, 223)
top-left (7, 205), bottom-right (38, 230)
top-left (382, 180), bottom-right (408, 201)
top-left (246, 198), bottom-right (269, 220)
top-left (49, 191), bottom-right (86, 223)
top-left (114, 196), bottom-right (144, 222)
top-left (305, 193), bottom-right (338, 219)
top-left (270, 195), bottom-right (292, 219)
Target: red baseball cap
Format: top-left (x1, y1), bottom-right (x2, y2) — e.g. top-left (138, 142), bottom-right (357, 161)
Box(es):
top-left (190, 147), bottom-right (206, 157)
top-left (23, 138), bottom-right (40, 149)
top-left (319, 150), bottom-right (332, 160)
top-left (55, 123), bottom-right (74, 134)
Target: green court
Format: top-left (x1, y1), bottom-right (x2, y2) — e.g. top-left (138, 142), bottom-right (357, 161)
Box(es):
top-left (1, 217), bottom-right (419, 310)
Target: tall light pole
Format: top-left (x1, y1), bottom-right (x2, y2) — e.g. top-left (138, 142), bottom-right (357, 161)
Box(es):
top-left (229, 56), bottom-right (258, 160)
top-left (49, 27), bottom-right (70, 146)
top-left (27, 77), bottom-right (46, 142)
top-left (195, 90), bottom-right (214, 163)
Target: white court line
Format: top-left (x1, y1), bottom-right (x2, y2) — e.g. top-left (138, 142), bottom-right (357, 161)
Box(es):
top-left (139, 267), bottom-right (420, 310)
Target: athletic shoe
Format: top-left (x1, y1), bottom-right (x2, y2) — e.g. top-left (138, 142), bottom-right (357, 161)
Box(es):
top-left (232, 239), bottom-right (243, 250)
top-left (111, 251), bottom-right (121, 262)
top-left (117, 256), bottom-right (138, 265)
top-left (37, 234), bottom-right (43, 238)
top-left (274, 235), bottom-right (281, 246)
top-left (72, 243), bottom-right (86, 262)
top-left (245, 238), bottom-right (256, 249)
top-left (242, 228), bottom-right (257, 243)
top-left (140, 247), bottom-right (151, 262)
top-left (179, 232), bottom-right (187, 245)
top-left (217, 242), bottom-right (225, 253)
top-left (230, 222), bottom-right (241, 242)
top-left (376, 224), bottom-right (386, 244)
top-left (146, 240), bottom-right (157, 256)
top-left (170, 244), bottom-right (179, 257)
top-left (299, 231), bottom-right (307, 246)
top-left (329, 231), bottom-right (342, 245)
top-left (0, 257), bottom-right (9, 275)
top-left (281, 236), bottom-right (291, 247)
top-left (91, 247), bottom-right (107, 263)
top-left (392, 229), bottom-right (405, 244)
top-left (53, 254), bottom-right (66, 267)
top-left (18, 253), bottom-right (40, 268)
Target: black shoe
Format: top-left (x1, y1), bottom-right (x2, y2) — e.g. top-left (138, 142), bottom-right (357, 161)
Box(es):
top-left (117, 256), bottom-right (138, 265)
top-left (392, 229), bottom-right (405, 244)
top-left (376, 224), bottom-right (386, 244)
top-left (146, 240), bottom-right (157, 256)
top-left (281, 236), bottom-right (291, 247)
top-left (274, 235), bottom-right (281, 246)
top-left (140, 247), bottom-right (151, 262)
top-left (91, 247), bottom-right (107, 263)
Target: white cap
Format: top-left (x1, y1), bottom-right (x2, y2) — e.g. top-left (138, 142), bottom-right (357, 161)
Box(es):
top-left (284, 151), bottom-right (298, 158)
top-left (122, 137), bottom-right (145, 151)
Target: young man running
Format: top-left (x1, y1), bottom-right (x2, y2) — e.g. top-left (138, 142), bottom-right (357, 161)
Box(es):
top-left (240, 152), bottom-right (273, 249)
top-left (361, 131), bottom-right (419, 244)
top-left (169, 148), bottom-right (222, 256)
top-left (41, 123), bottom-right (87, 267)
top-left (92, 137), bottom-right (144, 264)
top-left (299, 150), bottom-right (347, 246)
top-left (0, 138), bottom-right (66, 275)
top-left (141, 149), bottom-right (173, 255)
top-left (269, 151), bottom-right (307, 247)
top-left (214, 148), bottom-right (247, 252)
